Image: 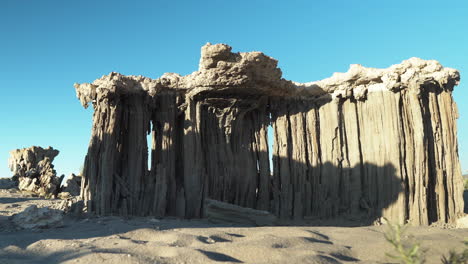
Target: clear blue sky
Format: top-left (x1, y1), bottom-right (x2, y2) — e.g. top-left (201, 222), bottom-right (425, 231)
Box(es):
top-left (1, 0), bottom-right (467, 178)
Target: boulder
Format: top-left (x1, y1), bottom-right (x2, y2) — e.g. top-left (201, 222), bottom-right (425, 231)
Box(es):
top-left (61, 173), bottom-right (82, 196)
top-left (8, 146), bottom-right (64, 197)
top-left (10, 205), bottom-right (64, 229)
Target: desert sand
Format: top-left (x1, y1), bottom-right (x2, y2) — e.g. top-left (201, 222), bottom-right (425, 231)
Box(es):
top-left (1, 188), bottom-right (467, 264)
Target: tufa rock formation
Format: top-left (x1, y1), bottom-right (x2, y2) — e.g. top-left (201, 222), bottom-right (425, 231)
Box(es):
top-left (74, 43), bottom-right (463, 225)
top-left (61, 173), bottom-right (82, 196)
top-left (8, 146), bottom-right (64, 197)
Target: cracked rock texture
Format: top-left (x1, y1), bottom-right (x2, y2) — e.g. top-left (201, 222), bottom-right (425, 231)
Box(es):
top-left (8, 146), bottom-right (64, 197)
top-left (74, 43), bottom-right (463, 225)
top-left (61, 173), bottom-right (82, 196)
top-left (10, 205), bottom-right (64, 229)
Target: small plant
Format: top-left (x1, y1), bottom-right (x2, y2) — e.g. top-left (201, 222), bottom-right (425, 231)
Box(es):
top-left (384, 220), bottom-right (424, 264)
top-left (441, 240), bottom-right (468, 264)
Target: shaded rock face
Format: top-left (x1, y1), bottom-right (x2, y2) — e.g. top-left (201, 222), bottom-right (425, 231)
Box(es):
top-left (0, 178), bottom-right (17, 189)
top-left (75, 43), bottom-right (464, 225)
top-left (8, 146), bottom-right (63, 197)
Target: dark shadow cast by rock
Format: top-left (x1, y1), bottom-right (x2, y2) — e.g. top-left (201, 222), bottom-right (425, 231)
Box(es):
top-left (197, 249), bottom-right (243, 263)
top-left (0, 197), bottom-right (41, 204)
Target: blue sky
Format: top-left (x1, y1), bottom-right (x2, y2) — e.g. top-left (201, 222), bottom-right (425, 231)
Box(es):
top-left (1, 0), bottom-right (467, 178)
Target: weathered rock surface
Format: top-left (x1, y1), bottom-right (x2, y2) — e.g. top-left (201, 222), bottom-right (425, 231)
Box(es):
top-left (294, 57), bottom-right (459, 98)
top-left (10, 205), bottom-right (64, 229)
top-left (61, 173), bottom-right (82, 196)
top-left (74, 43), bottom-right (463, 225)
top-left (204, 199), bottom-right (278, 226)
top-left (8, 146), bottom-right (64, 197)
top-left (54, 196), bottom-right (85, 217)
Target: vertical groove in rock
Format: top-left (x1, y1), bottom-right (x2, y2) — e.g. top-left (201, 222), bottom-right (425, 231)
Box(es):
top-left (436, 91), bottom-right (464, 222)
top-left (183, 99), bottom-right (205, 218)
top-left (149, 92), bottom-right (179, 217)
top-left (271, 99), bottom-right (294, 219)
top-left (305, 105), bottom-right (322, 216)
top-left (253, 104), bottom-right (271, 211)
top-left (397, 93), bottom-right (410, 222)
top-left (342, 100), bottom-right (363, 216)
top-left (318, 100), bottom-right (342, 218)
top-left (121, 95), bottom-right (151, 216)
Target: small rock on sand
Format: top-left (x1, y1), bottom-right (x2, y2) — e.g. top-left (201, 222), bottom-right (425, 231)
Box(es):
top-left (10, 204), bottom-right (64, 229)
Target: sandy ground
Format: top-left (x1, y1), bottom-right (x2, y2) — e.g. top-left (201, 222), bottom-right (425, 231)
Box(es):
top-left (1, 189), bottom-right (467, 264)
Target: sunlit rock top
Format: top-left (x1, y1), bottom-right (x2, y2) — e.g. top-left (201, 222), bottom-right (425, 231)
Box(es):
top-left (74, 43), bottom-right (460, 108)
